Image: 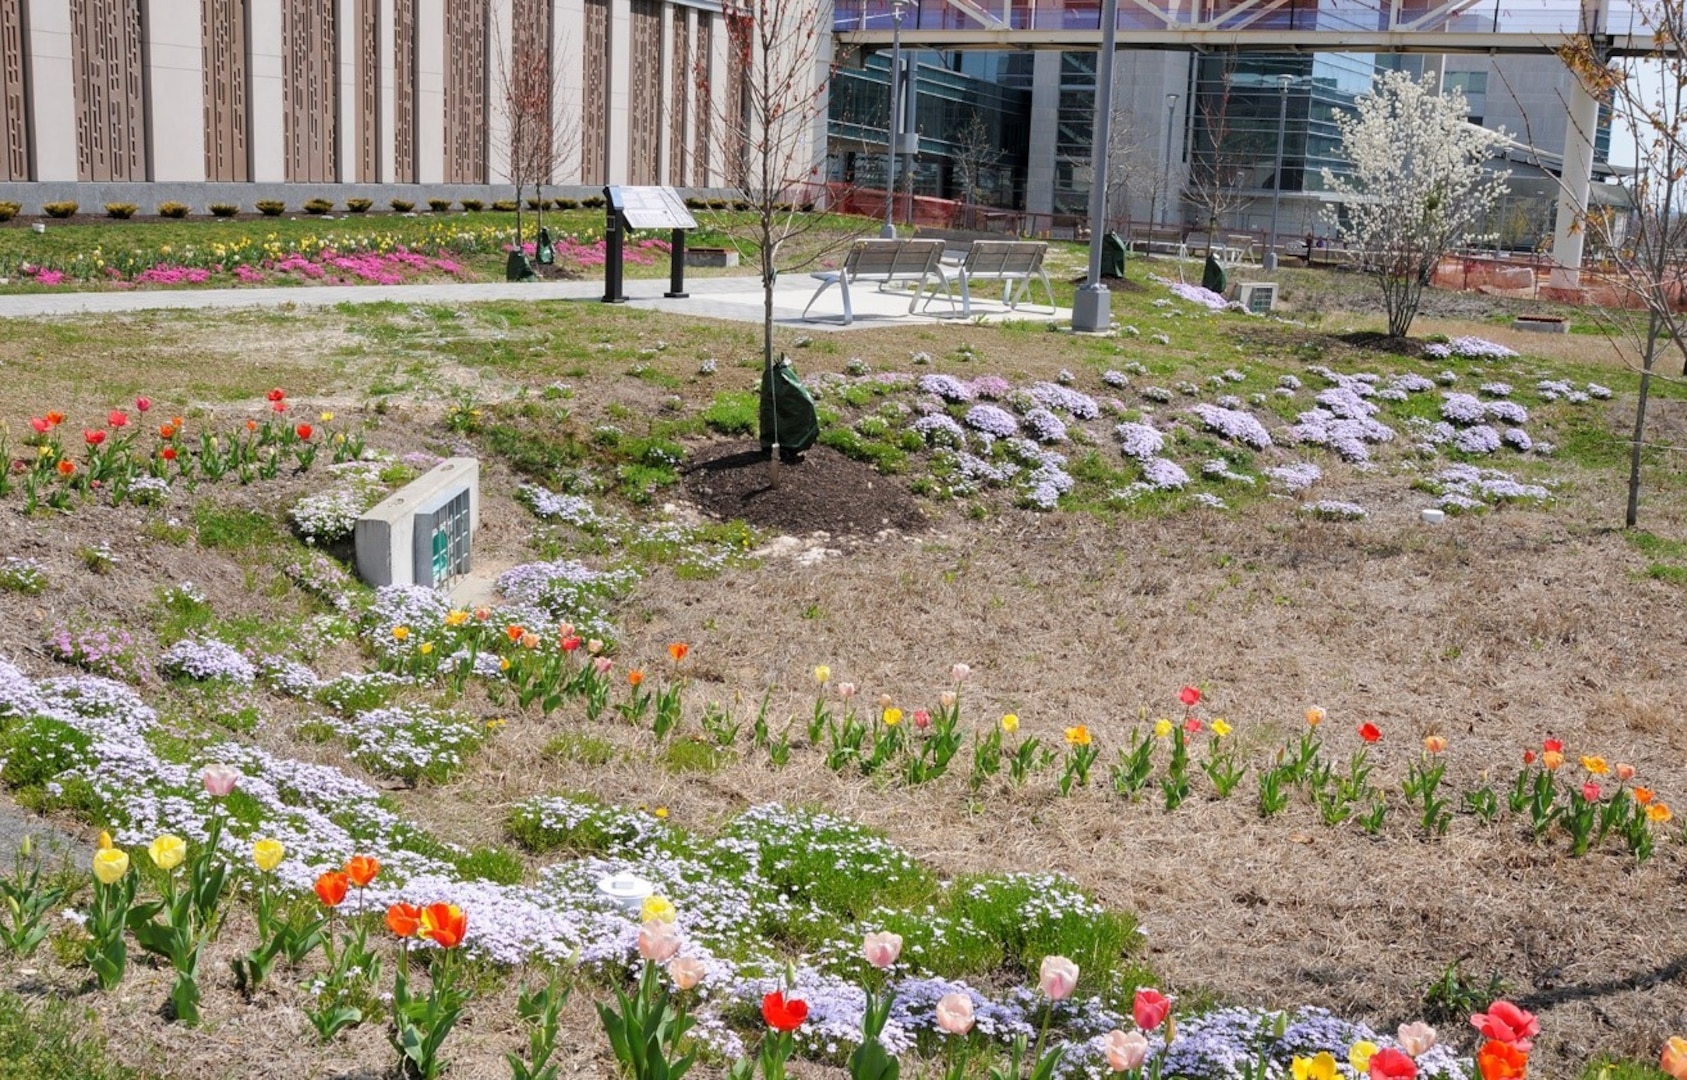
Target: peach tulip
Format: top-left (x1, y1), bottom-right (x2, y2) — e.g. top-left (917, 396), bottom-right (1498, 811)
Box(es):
top-left (862, 931), bottom-right (903, 969)
top-left (1662, 1037), bottom-right (1687, 1080)
top-left (638, 918), bottom-right (682, 963)
top-left (1039, 955), bottom-right (1079, 1000)
top-left (1396, 1022), bottom-right (1437, 1058)
top-left (668, 955), bottom-right (707, 990)
top-left (935, 992), bottom-right (975, 1035)
top-left (1104, 1029), bottom-right (1149, 1072)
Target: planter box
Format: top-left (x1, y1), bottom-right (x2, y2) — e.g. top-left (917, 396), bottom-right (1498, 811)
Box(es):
top-left (685, 247), bottom-right (739, 268)
top-left (1513, 315), bottom-right (1569, 334)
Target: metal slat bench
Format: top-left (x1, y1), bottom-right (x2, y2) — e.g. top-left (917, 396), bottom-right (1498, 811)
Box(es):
top-left (935, 240), bottom-right (1055, 316)
top-left (802, 239), bottom-right (956, 324)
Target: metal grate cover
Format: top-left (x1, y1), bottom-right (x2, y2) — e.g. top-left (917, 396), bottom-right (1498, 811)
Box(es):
top-left (411, 486), bottom-right (473, 589)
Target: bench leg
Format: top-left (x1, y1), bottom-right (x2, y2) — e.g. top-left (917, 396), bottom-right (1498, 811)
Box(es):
top-left (1036, 270), bottom-right (1056, 311)
top-left (801, 278), bottom-right (838, 322)
top-left (839, 276), bottom-right (853, 325)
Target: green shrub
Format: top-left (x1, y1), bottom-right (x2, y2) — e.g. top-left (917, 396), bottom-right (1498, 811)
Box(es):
top-left (255, 200), bottom-right (286, 216)
top-left (302, 197), bottom-right (333, 215)
top-left (208, 203), bottom-right (239, 218)
top-left (42, 202), bottom-right (77, 219)
top-left (708, 199), bottom-right (729, 210)
top-left (526, 197), bottom-right (549, 210)
top-left (582, 195), bottom-right (606, 209)
top-left (554, 198), bottom-right (579, 211)
top-left (345, 197), bottom-right (373, 213)
top-left (103, 203), bottom-right (137, 219)
top-left (156, 201), bottom-right (189, 218)
top-left (428, 197), bottom-right (453, 212)
top-left (685, 196), bottom-right (707, 209)
top-left (460, 198), bottom-right (485, 212)
top-left (722, 806), bottom-right (937, 921)
top-left (492, 199), bottom-right (518, 212)
top-left (390, 198), bottom-right (416, 212)
top-left (0, 201), bottom-right (19, 221)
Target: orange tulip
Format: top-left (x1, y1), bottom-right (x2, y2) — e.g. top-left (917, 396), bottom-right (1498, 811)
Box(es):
top-left (668, 642), bottom-right (689, 664)
top-left (1476, 1040), bottom-right (1528, 1080)
top-left (314, 870), bottom-right (349, 908)
top-left (1661, 1036), bottom-right (1687, 1080)
top-left (628, 669), bottom-right (645, 687)
top-left (1541, 750), bottom-right (1564, 771)
top-left (1649, 802), bottom-right (1673, 824)
top-left (386, 902), bottom-right (422, 938)
top-left (1635, 786), bottom-right (1655, 805)
top-left (56, 459), bottom-right (75, 476)
top-left (506, 624), bottom-right (525, 643)
top-left (419, 902), bottom-right (467, 948)
top-left (345, 855), bottom-right (380, 888)
top-left (45, 411), bottom-right (65, 426)
top-left (1423, 735), bottom-right (1448, 755)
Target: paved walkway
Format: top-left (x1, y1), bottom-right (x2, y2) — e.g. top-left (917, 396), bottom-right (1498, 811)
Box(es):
top-left (0, 273), bottom-right (1070, 331)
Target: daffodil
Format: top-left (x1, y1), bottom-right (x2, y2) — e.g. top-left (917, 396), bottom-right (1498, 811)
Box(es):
top-left (253, 838), bottom-right (285, 872)
top-left (1001, 713), bottom-right (1019, 733)
top-left (93, 847), bottom-right (130, 885)
top-left (642, 895), bottom-right (677, 923)
top-left (1154, 718), bottom-right (1174, 738)
top-left (148, 834), bottom-right (187, 872)
top-left (1211, 719), bottom-right (1233, 737)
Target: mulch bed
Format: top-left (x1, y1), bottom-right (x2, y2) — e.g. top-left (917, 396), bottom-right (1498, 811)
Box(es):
top-left (682, 441), bottom-right (931, 537)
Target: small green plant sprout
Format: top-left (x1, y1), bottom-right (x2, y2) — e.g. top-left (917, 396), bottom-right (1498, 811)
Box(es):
top-left (0, 836), bottom-right (70, 959)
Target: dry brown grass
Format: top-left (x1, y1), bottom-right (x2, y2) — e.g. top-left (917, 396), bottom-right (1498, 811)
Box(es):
top-left (2, 279), bottom-right (1687, 1079)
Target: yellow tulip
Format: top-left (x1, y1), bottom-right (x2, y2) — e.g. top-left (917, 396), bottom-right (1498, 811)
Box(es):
top-left (1291, 1053), bottom-right (1338, 1080)
top-left (149, 834), bottom-right (187, 872)
top-left (1154, 718), bottom-right (1174, 738)
top-left (1211, 719), bottom-right (1233, 738)
top-left (444, 609), bottom-right (469, 627)
top-left (1348, 1041), bottom-right (1378, 1073)
top-left (418, 642), bottom-right (434, 656)
top-left (92, 847), bottom-right (130, 885)
top-left (642, 895), bottom-right (677, 923)
top-left (1001, 713), bottom-right (1019, 734)
top-left (814, 665), bottom-right (831, 685)
top-left (1064, 725), bottom-right (1092, 746)
top-left (883, 708), bottom-right (903, 727)
top-left (253, 838), bottom-right (285, 872)
top-left (97, 830), bottom-right (113, 850)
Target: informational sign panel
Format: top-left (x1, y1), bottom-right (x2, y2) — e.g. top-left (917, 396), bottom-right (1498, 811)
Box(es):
top-left (614, 186), bottom-right (697, 230)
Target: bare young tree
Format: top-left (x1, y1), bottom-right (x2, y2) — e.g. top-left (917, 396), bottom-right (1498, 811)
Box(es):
top-left (1560, 1), bottom-right (1687, 525)
top-left (1104, 103), bottom-right (1142, 232)
top-left (493, 16), bottom-right (580, 252)
top-left (950, 111), bottom-right (1002, 229)
top-left (709, 0), bottom-right (856, 373)
top-left (1184, 73), bottom-right (1257, 238)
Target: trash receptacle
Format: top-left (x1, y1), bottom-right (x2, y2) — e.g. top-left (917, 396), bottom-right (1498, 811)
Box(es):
top-left (1101, 232), bottom-right (1128, 278)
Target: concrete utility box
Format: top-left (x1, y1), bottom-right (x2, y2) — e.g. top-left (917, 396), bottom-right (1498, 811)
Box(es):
top-left (354, 458), bottom-right (480, 589)
top-left (1234, 281), bottom-right (1278, 313)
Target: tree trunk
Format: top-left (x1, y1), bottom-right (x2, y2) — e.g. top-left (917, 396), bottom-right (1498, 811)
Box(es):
top-left (1626, 309), bottom-right (1662, 528)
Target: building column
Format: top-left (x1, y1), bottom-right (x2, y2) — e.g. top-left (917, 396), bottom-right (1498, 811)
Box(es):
top-left (1547, 69), bottom-right (1600, 290)
top-left (654, 0), bottom-right (669, 183)
top-left (23, 0), bottom-right (75, 180)
top-left (416, 0), bottom-right (444, 182)
top-left (487, 0), bottom-right (512, 185)
top-left (380, 0), bottom-right (397, 179)
top-left (142, 0), bottom-right (206, 181)
top-left (335, 0), bottom-right (358, 180)
top-left (706, 10), bottom-right (726, 188)
top-left (554, 0), bottom-right (582, 184)
top-left (249, 0), bottom-right (285, 181)
top-left (605, 0), bottom-right (628, 184)
top-left (1025, 49), bottom-right (1060, 221)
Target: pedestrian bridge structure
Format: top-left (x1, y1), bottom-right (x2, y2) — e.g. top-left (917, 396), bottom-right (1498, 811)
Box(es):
top-left (834, 0), bottom-right (1658, 286)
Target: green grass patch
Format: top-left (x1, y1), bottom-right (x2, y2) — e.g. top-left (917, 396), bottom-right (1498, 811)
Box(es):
top-left (193, 503), bottom-right (283, 551)
top-left (505, 793), bottom-right (666, 856)
top-left (723, 806), bottom-right (938, 925)
top-left (660, 737), bottom-right (732, 774)
top-left (1579, 1062), bottom-right (1670, 1080)
top-left (542, 731), bottom-right (619, 766)
top-left (703, 390), bottom-right (759, 435)
top-left (453, 844), bottom-right (527, 885)
top-left (0, 989), bottom-right (147, 1080)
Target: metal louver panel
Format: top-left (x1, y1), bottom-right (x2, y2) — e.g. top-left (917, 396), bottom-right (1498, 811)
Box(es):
top-left (283, 0), bottom-right (337, 182)
top-left (581, 0), bottom-right (606, 184)
top-left (627, 0), bottom-right (659, 184)
top-left (443, 0), bottom-right (487, 183)
top-left (202, 0), bottom-right (249, 181)
top-left (1, 0), bottom-right (28, 180)
top-left (72, 0), bottom-right (145, 182)
top-left (668, 7), bottom-right (687, 186)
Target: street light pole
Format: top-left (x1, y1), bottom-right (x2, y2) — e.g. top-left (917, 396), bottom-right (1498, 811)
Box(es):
top-left (1264, 73), bottom-right (1292, 271)
top-left (1071, 0), bottom-right (1121, 333)
top-left (880, 0), bottom-right (906, 239)
top-left (1159, 93), bottom-right (1178, 226)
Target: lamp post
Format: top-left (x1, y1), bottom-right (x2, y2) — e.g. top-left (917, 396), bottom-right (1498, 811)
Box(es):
top-left (1263, 73), bottom-right (1293, 271)
top-left (1071, 0), bottom-right (1121, 332)
top-left (880, 0), bottom-right (908, 239)
top-left (1159, 93), bottom-right (1178, 226)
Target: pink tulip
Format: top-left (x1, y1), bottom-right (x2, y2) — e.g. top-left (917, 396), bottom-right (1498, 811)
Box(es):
top-left (637, 919), bottom-right (682, 963)
top-left (1103, 1029), bottom-right (1150, 1072)
top-left (1470, 1000), bottom-right (1538, 1051)
top-left (913, 710), bottom-right (932, 731)
top-left (1396, 1021), bottom-right (1437, 1057)
top-left (950, 662), bottom-right (971, 682)
top-left (108, 410), bottom-right (128, 428)
top-left (862, 930), bottom-right (903, 969)
top-left (1616, 762), bottom-right (1636, 781)
top-left (1038, 955), bottom-right (1079, 1000)
top-left (594, 656), bottom-right (613, 675)
top-left (1133, 988), bottom-right (1171, 1031)
top-left (667, 955), bottom-right (706, 990)
top-left (135, 396), bottom-right (152, 413)
top-left (935, 992), bottom-right (975, 1035)
top-left (201, 764), bottom-right (240, 797)
top-left (1582, 781), bottom-right (1602, 801)
top-left (837, 682), bottom-right (857, 700)
top-left (29, 416), bottom-right (48, 434)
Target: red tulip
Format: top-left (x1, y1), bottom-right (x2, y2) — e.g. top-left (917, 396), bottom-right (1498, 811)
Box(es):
top-left (45, 411), bottom-right (65, 426)
top-left (344, 854), bottom-right (380, 888)
top-left (560, 635), bottom-right (581, 652)
top-left (762, 990), bottom-right (808, 1032)
top-left (1133, 987), bottom-right (1171, 1031)
top-left (108, 409), bottom-right (128, 427)
top-left (271, 399), bottom-right (287, 413)
top-left (1475, 1040), bottom-right (1528, 1080)
top-left (295, 423), bottom-right (313, 440)
top-left (1178, 685), bottom-right (1201, 707)
top-left (266, 388), bottom-right (286, 402)
top-left (1184, 716), bottom-right (1202, 733)
top-left (135, 396), bottom-right (152, 412)
top-left (29, 416), bottom-right (48, 434)
top-left (1522, 749), bottom-right (1536, 765)
top-left (419, 902), bottom-right (467, 948)
top-left (161, 447), bottom-right (178, 461)
top-left (84, 429), bottom-right (106, 446)
top-left (1543, 738), bottom-right (1562, 753)
top-left (386, 902), bottom-right (421, 937)
top-left (1470, 1000), bottom-right (1538, 1051)
top-left (314, 870), bottom-right (349, 908)
top-left (1358, 723), bottom-right (1382, 743)
top-left (1369, 1048), bottom-right (1418, 1079)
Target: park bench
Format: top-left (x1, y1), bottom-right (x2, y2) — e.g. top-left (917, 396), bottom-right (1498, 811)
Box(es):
top-left (802, 239), bottom-right (956, 325)
top-left (930, 240), bottom-right (1055, 316)
top-left (1134, 226), bottom-right (1187, 257)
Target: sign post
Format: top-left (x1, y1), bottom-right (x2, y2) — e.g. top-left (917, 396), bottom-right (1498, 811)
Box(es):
top-left (602, 186), bottom-right (698, 304)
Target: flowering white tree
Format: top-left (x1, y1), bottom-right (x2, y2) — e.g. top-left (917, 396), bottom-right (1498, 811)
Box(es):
top-left (1322, 70), bottom-right (1510, 338)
